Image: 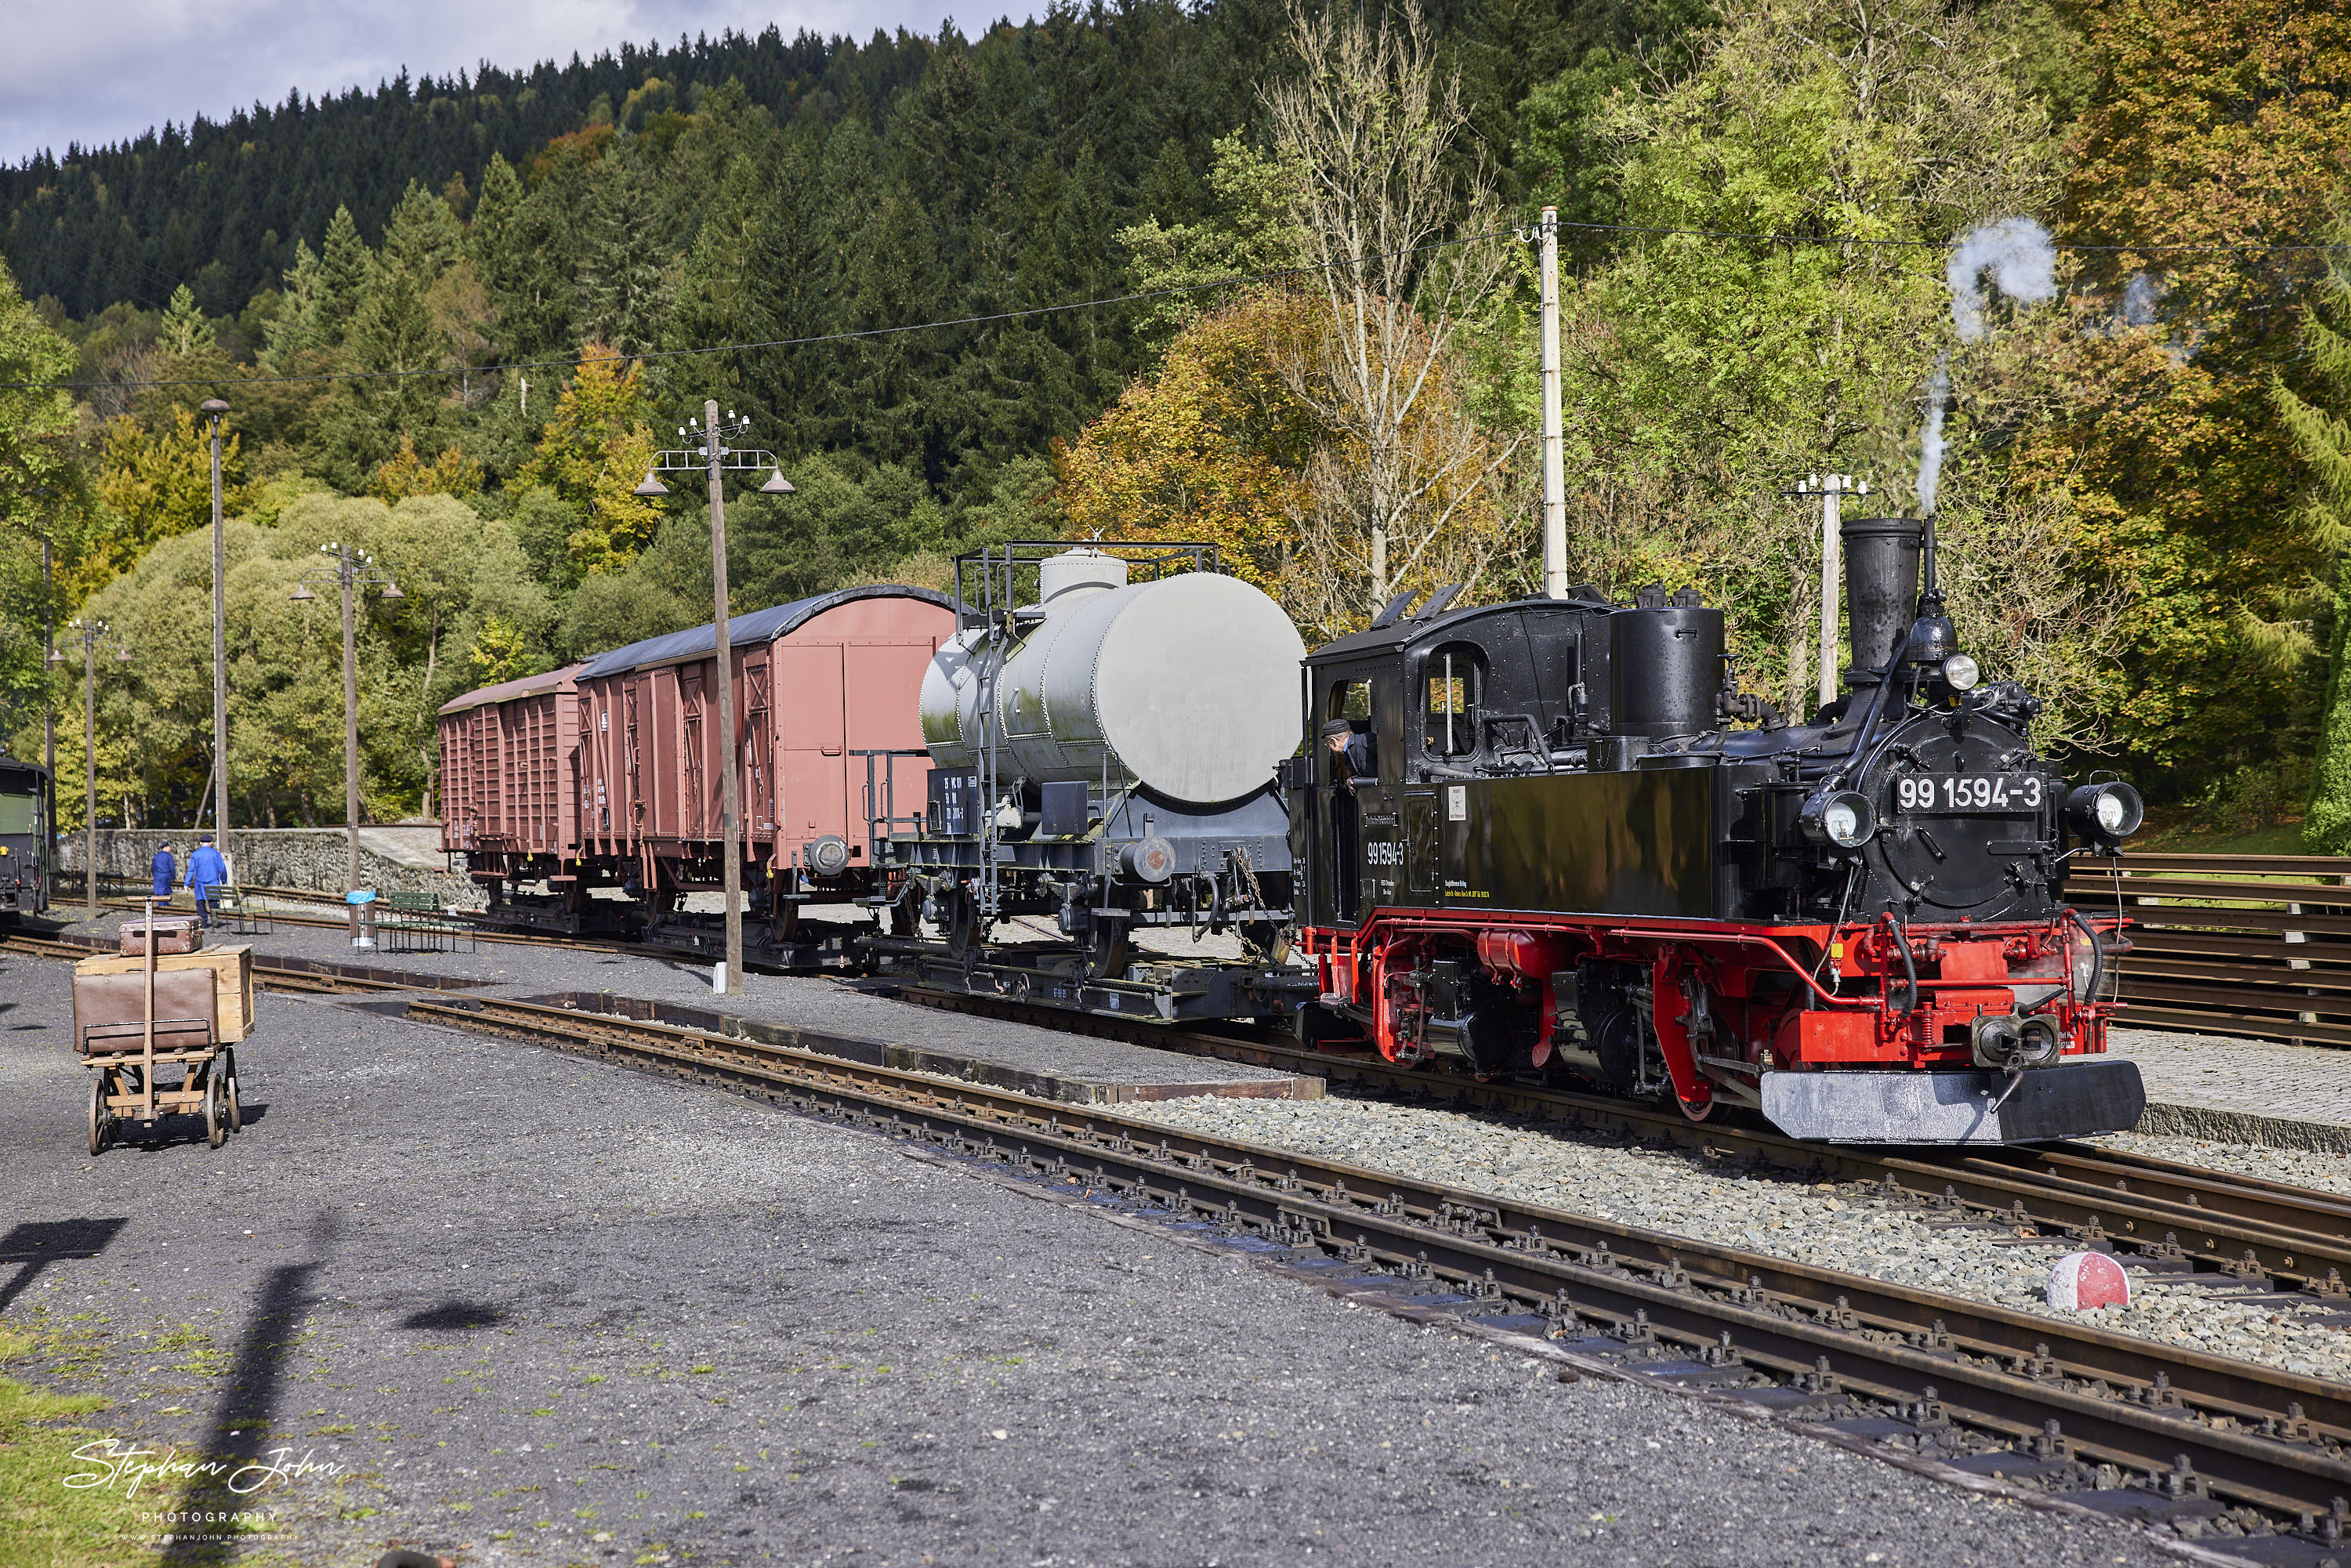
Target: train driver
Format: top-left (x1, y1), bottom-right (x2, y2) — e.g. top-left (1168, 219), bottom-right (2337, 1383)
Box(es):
top-left (1320, 717), bottom-right (1376, 790)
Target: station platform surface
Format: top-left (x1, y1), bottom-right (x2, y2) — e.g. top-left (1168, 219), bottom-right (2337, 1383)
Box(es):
top-left (2110, 1026), bottom-right (2351, 1150)
top-left (32, 908), bottom-right (1317, 1106)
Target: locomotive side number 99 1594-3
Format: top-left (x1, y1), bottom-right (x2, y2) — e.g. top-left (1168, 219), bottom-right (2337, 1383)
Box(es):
top-left (1895, 774), bottom-right (2043, 813)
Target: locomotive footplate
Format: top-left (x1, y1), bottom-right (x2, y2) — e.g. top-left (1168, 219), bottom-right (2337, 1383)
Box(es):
top-left (1759, 1056), bottom-right (2146, 1145)
top-left (878, 942), bottom-right (1323, 1024)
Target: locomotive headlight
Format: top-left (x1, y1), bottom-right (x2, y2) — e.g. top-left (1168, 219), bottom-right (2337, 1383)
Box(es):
top-left (1939, 653), bottom-right (1981, 691)
top-left (2064, 781), bottom-right (2143, 843)
top-left (1800, 789), bottom-right (1878, 849)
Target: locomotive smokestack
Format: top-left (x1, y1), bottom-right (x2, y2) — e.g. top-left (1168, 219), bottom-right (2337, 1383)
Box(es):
top-left (1839, 517), bottom-right (1923, 683)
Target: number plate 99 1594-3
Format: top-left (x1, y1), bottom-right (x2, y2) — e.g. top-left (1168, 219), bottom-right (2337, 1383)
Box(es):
top-left (1895, 774), bottom-right (2044, 813)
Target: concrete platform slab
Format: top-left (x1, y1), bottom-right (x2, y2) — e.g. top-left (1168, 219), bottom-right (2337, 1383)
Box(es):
top-left (2110, 1027), bottom-right (2351, 1151)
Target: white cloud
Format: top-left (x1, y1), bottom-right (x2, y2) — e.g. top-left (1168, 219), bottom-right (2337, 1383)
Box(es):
top-left (2, 0), bottom-right (1005, 161)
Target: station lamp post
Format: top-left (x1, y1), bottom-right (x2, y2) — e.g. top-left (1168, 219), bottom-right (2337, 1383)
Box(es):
top-left (49, 618), bottom-right (131, 917)
top-left (201, 398), bottom-right (230, 839)
top-left (291, 542), bottom-right (403, 892)
top-left (635, 403), bottom-right (793, 994)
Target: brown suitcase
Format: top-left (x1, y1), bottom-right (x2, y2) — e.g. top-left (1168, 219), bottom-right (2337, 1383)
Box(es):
top-left (71, 969), bottom-right (219, 1056)
top-left (120, 916), bottom-right (203, 955)
top-left (71, 947), bottom-right (253, 1042)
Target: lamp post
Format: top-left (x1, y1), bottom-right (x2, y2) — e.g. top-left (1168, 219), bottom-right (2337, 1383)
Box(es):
top-left (49, 618), bottom-right (130, 917)
top-left (291, 542), bottom-right (403, 891)
top-left (201, 399), bottom-right (229, 840)
top-left (635, 407), bottom-right (793, 994)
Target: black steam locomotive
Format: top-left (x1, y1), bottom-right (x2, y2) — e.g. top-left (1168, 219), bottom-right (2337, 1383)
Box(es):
top-left (1285, 517), bottom-right (2143, 1143)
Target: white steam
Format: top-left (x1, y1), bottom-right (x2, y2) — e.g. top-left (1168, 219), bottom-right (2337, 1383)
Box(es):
top-left (1947, 216), bottom-right (2057, 342)
top-left (1916, 355), bottom-right (1951, 519)
top-left (1917, 217), bottom-right (2059, 514)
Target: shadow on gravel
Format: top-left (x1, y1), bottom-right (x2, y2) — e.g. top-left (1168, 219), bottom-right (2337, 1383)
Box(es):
top-left (398, 1301), bottom-right (505, 1331)
top-left (172, 1208), bottom-right (342, 1532)
top-left (0, 1217), bottom-right (129, 1315)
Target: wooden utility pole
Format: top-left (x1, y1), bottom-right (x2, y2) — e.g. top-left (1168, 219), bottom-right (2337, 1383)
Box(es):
top-left (292, 545), bottom-right (400, 893)
top-left (707, 400), bottom-right (744, 994)
top-left (1539, 205), bottom-right (1567, 599)
top-left (202, 400), bottom-right (230, 842)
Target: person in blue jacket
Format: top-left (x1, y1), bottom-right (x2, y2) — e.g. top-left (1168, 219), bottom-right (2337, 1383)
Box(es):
top-left (150, 840), bottom-right (176, 901)
top-left (187, 835), bottom-right (228, 929)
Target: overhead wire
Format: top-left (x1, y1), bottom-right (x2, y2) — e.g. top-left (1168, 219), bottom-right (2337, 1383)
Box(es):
top-left (2, 213), bottom-right (2342, 394)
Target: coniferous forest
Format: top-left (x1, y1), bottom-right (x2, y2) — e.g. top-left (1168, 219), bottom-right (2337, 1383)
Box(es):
top-left (0, 0), bottom-right (2347, 844)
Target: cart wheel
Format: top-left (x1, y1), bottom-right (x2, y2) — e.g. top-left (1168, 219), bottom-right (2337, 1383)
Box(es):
top-left (203, 1072), bottom-right (225, 1149)
top-left (223, 1052), bottom-right (241, 1134)
top-left (87, 1074), bottom-right (109, 1157)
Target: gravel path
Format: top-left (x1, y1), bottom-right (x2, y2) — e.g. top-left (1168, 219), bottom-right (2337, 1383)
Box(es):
top-left (1114, 1092), bottom-right (2351, 1384)
top-left (0, 944), bottom-right (2179, 1568)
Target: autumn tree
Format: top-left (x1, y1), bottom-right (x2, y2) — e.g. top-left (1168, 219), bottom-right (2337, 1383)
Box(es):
top-left (1264, 0), bottom-right (1517, 618)
top-left (514, 347), bottom-right (661, 574)
top-left (2053, 0), bottom-right (2351, 794)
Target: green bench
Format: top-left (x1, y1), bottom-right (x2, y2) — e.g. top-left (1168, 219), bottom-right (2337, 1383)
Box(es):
top-left (216, 884), bottom-right (273, 936)
top-left (379, 889), bottom-right (475, 954)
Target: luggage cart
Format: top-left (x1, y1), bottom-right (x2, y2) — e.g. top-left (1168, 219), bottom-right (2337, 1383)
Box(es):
top-left (71, 904), bottom-right (253, 1153)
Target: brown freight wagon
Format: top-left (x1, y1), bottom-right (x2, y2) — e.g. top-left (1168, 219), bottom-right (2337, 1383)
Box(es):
top-left (437, 586), bottom-right (952, 954)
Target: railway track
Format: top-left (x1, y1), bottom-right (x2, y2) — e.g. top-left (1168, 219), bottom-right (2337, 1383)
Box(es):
top-left (410, 990), bottom-right (2351, 1538)
top-left (894, 986), bottom-right (2351, 1299)
top-left (0, 931), bottom-right (488, 997)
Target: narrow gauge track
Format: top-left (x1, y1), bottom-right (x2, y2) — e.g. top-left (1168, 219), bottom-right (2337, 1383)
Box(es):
top-left (894, 987), bottom-right (2351, 1299)
top-left (411, 992), bottom-right (2351, 1530)
top-left (0, 932), bottom-right (487, 997)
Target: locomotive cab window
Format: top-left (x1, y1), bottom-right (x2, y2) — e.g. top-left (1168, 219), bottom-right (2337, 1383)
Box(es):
top-left (1422, 643), bottom-right (1487, 759)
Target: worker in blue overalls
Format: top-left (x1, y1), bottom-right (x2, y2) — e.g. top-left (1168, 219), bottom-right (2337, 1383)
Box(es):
top-left (150, 840), bottom-right (176, 902)
top-left (187, 834), bottom-right (227, 929)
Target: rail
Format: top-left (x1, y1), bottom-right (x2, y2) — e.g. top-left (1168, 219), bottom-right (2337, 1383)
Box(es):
top-left (2065, 853), bottom-right (2351, 1048)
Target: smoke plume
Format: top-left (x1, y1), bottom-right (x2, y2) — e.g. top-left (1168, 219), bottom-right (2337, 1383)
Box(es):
top-left (1916, 355), bottom-right (1951, 518)
top-left (1947, 216), bottom-right (2057, 342)
top-left (1916, 217), bottom-right (2059, 514)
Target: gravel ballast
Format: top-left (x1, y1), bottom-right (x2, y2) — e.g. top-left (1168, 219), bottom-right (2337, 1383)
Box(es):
top-left (1114, 1092), bottom-right (2351, 1384)
top-left (0, 943), bottom-right (2184, 1568)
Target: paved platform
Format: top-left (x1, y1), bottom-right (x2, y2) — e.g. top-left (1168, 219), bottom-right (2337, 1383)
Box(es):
top-left (0, 942), bottom-right (2172, 1567)
top-left (32, 910), bottom-right (1315, 1106)
top-left (2110, 1027), bottom-right (2351, 1150)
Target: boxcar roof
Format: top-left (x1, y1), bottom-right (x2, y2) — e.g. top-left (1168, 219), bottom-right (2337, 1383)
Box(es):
top-left (574, 585), bottom-right (955, 682)
top-left (436, 662), bottom-right (588, 718)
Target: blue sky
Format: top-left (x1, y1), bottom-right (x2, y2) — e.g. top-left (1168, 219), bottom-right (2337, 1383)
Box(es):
top-left (4, 2), bottom-right (1010, 163)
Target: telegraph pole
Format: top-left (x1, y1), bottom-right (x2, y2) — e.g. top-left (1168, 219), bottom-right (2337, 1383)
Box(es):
top-left (201, 399), bottom-right (229, 840)
top-left (705, 401), bottom-right (744, 993)
top-left (1538, 205), bottom-right (1567, 599)
top-left (53, 618), bottom-right (126, 917)
top-left (1795, 474), bottom-right (1867, 704)
top-left (292, 543), bottom-right (402, 891)
top-left (636, 411), bottom-right (794, 996)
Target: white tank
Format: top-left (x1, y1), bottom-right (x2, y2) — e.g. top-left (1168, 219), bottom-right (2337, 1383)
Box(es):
top-left (919, 562), bottom-right (1305, 809)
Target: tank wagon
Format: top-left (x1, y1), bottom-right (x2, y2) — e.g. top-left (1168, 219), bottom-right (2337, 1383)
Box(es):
top-left (438, 585), bottom-right (954, 958)
top-left (0, 751), bottom-right (52, 923)
top-left (1285, 519), bottom-right (2145, 1143)
top-left (877, 544), bottom-right (1313, 1016)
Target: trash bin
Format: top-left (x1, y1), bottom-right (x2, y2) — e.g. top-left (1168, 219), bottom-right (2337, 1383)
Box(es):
top-left (347, 889), bottom-right (377, 951)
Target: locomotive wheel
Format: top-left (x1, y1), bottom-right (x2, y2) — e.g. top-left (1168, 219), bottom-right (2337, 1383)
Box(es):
top-left (1674, 1086), bottom-right (1713, 1123)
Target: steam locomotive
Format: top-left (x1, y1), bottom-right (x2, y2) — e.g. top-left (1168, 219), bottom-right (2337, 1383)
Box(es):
top-left (882, 528), bottom-right (2143, 1146)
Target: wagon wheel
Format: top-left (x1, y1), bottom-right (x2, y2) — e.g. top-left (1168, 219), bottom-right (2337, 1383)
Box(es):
top-left (222, 1049), bottom-right (242, 1134)
top-left (940, 885), bottom-right (984, 959)
top-left (203, 1070), bottom-right (225, 1149)
top-left (1076, 927), bottom-right (1133, 983)
top-left (87, 1073), bottom-right (111, 1157)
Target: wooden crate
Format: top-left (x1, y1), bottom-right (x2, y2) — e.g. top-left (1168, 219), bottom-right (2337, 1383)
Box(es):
top-left (71, 945), bottom-right (254, 1044)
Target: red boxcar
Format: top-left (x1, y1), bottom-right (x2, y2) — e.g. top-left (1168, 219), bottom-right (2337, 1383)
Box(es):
top-left (439, 585), bottom-right (953, 953)
top-left (439, 664), bottom-right (588, 867)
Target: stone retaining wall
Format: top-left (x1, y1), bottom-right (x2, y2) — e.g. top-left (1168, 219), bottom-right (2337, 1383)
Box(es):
top-left (53, 827), bottom-right (481, 907)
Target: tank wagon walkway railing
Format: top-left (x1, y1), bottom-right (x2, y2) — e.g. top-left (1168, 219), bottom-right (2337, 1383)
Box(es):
top-left (2064, 853), bottom-right (2351, 1048)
